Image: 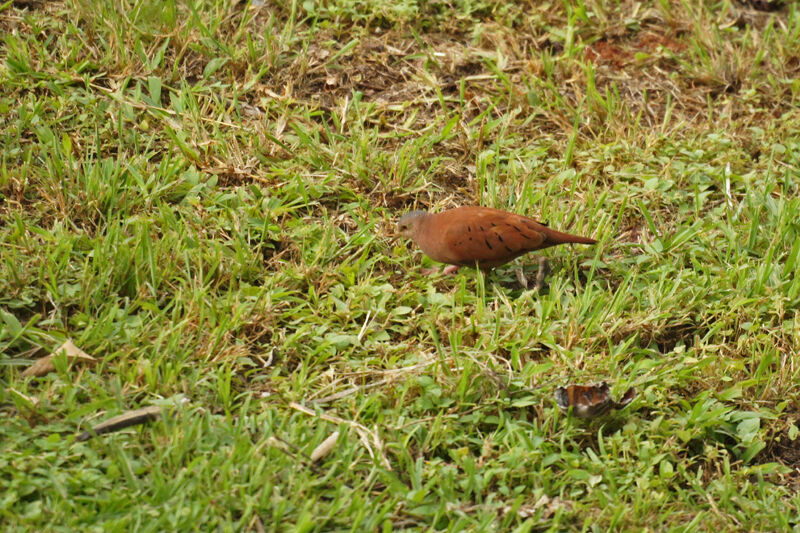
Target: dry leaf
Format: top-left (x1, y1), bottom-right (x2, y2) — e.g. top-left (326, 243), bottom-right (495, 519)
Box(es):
top-left (8, 387), bottom-right (40, 408)
top-left (289, 402), bottom-right (391, 470)
top-left (310, 431), bottom-right (340, 462)
top-left (266, 436), bottom-right (290, 451)
top-left (22, 339), bottom-right (97, 378)
top-left (504, 494), bottom-right (570, 519)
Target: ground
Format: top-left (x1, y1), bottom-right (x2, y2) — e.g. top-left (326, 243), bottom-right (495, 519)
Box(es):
top-left (1, 0), bottom-right (799, 530)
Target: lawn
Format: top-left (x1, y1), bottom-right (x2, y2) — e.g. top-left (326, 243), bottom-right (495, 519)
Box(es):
top-left (2, 0), bottom-right (800, 530)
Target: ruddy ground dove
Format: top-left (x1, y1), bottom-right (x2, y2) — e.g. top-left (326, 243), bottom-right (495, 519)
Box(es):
top-left (398, 206), bottom-right (596, 274)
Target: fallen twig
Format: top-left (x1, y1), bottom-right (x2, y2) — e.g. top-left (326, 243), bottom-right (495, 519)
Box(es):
top-left (76, 405), bottom-right (165, 442)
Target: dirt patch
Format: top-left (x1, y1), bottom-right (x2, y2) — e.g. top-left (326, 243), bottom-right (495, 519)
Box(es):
top-left (10, 0), bottom-right (43, 9)
top-left (585, 41), bottom-right (632, 68)
top-left (585, 28), bottom-right (686, 68)
top-left (755, 421), bottom-right (800, 489)
top-left (744, 0), bottom-right (784, 12)
top-left (635, 32), bottom-right (686, 54)
top-left (609, 319), bottom-right (703, 355)
top-left (281, 31), bottom-right (484, 113)
top-left (290, 36), bottom-right (413, 105)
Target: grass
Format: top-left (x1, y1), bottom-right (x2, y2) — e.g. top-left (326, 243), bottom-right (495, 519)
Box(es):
top-left (1, 0), bottom-right (800, 530)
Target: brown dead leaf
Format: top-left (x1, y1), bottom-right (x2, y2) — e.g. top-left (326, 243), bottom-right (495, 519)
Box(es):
top-left (22, 339), bottom-right (97, 378)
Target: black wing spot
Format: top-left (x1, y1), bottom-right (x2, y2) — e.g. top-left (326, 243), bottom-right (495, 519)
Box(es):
top-left (497, 234), bottom-right (504, 243)
top-left (484, 239), bottom-right (493, 250)
top-left (480, 225), bottom-right (485, 231)
top-left (511, 224), bottom-right (523, 233)
top-left (468, 237), bottom-right (473, 241)
top-left (491, 222), bottom-right (497, 227)
top-left (467, 226), bottom-right (472, 233)
top-left (505, 245), bottom-right (513, 252)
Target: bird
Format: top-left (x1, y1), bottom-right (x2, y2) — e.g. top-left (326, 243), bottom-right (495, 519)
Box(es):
top-left (397, 206), bottom-right (597, 276)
